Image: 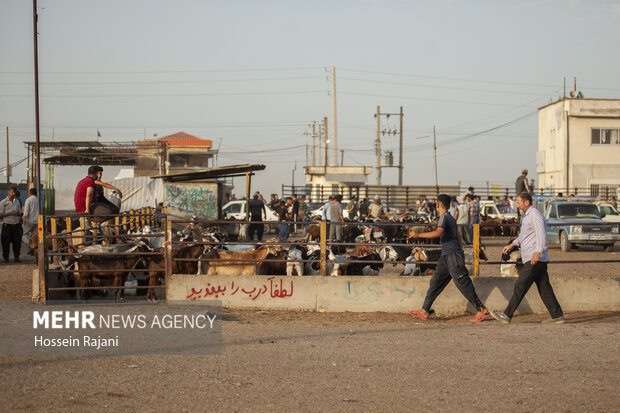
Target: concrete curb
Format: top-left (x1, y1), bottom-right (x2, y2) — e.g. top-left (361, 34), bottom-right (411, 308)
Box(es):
top-left (167, 274), bottom-right (620, 315)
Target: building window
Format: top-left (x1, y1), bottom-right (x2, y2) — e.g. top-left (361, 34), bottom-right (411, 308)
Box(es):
top-left (591, 128), bottom-right (620, 145)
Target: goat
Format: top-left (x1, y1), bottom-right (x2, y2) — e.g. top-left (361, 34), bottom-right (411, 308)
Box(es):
top-left (401, 247), bottom-right (429, 276)
top-left (343, 253), bottom-right (383, 276)
top-left (203, 244), bottom-right (283, 276)
top-left (146, 243), bottom-right (206, 302)
top-left (74, 243), bottom-right (149, 302)
top-left (500, 242), bottom-right (522, 277)
top-left (286, 248), bottom-right (304, 276)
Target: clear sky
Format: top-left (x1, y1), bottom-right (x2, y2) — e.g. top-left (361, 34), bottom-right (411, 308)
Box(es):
top-left (1, 0), bottom-right (619, 197)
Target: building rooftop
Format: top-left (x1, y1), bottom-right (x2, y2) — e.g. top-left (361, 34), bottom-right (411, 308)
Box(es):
top-left (159, 131), bottom-right (213, 147)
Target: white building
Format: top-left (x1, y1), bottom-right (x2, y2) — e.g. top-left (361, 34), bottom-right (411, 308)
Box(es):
top-left (537, 97), bottom-right (620, 196)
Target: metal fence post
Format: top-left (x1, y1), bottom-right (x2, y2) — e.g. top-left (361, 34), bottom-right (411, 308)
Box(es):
top-left (50, 218), bottom-right (58, 265)
top-left (65, 217), bottom-right (72, 248)
top-left (114, 216), bottom-right (120, 244)
top-left (473, 223), bottom-right (480, 276)
top-left (320, 220), bottom-right (327, 276)
top-left (165, 219), bottom-right (173, 299)
top-left (37, 215), bottom-right (46, 303)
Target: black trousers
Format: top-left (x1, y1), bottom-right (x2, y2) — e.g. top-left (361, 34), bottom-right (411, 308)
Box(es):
top-left (248, 223), bottom-right (264, 240)
top-left (422, 251), bottom-right (485, 312)
top-left (504, 261), bottom-right (563, 319)
top-left (2, 223), bottom-right (22, 260)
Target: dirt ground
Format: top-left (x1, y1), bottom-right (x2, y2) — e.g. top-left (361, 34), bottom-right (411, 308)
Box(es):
top-left (0, 237), bottom-right (619, 412)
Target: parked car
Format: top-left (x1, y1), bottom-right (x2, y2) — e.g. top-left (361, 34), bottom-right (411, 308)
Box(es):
top-left (594, 202), bottom-right (620, 223)
top-left (310, 202), bottom-right (350, 220)
top-left (479, 200), bottom-right (518, 220)
top-left (222, 200), bottom-right (279, 231)
top-left (545, 201), bottom-right (619, 252)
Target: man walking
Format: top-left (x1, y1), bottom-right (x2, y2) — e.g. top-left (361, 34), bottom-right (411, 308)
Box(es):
top-left (408, 194), bottom-right (491, 323)
top-left (0, 186), bottom-right (23, 262)
top-left (22, 188), bottom-right (39, 254)
top-left (491, 192), bottom-right (564, 324)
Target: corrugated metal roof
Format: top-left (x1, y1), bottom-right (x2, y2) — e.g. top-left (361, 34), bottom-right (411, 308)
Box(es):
top-left (151, 164), bottom-right (265, 182)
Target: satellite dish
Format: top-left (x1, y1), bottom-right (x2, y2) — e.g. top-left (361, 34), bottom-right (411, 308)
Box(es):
top-left (569, 90), bottom-right (583, 98)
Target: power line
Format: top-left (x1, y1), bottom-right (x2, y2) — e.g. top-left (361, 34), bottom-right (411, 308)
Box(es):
top-left (0, 76), bottom-right (324, 86)
top-left (1, 90), bottom-right (328, 98)
top-left (0, 66), bottom-right (324, 75)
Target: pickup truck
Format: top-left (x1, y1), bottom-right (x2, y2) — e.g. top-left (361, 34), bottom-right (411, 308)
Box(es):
top-left (545, 201), bottom-right (619, 252)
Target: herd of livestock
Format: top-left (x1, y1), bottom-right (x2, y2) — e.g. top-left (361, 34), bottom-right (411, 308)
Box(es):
top-left (34, 209), bottom-right (521, 302)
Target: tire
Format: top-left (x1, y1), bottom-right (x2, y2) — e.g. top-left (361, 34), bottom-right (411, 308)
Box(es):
top-left (560, 231), bottom-right (572, 252)
top-left (605, 243), bottom-right (615, 253)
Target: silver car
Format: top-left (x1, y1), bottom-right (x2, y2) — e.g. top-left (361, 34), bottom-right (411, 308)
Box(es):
top-left (545, 201), bottom-right (619, 252)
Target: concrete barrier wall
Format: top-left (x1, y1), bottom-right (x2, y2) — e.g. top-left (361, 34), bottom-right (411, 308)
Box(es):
top-left (167, 274), bottom-right (620, 315)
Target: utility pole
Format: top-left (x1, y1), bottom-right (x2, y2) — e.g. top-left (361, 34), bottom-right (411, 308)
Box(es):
top-left (33, 0), bottom-right (42, 203)
top-left (433, 125), bottom-right (439, 197)
top-left (375, 106), bottom-right (381, 185)
top-left (330, 66), bottom-right (338, 166)
top-left (318, 123), bottom-right (323, 167)
top-left (374, 106), bottom-right (404, 185)
top-left (6, 127), bottom-right (10, 184)
top-left (340, 150), bottom-right (344, 166)
top-left (311, 122), bottom-right (316, 166)
top-left (323, 116), bottom-right (329, 169)
top-left (398, 106), bottom-right (404, 185)
top-left (563, 77), bottom-right (566, 99)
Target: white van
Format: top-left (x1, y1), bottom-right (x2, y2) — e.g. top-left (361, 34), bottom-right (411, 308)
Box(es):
top-left (479, 201), bottom-right (518, 220)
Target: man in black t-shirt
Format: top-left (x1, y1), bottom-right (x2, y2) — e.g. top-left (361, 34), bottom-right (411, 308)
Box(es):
top-left (291, 194), bottom-right (300, 234)
top-left (407, 194), bottom-right (491, 323)
top-left (359, 196), bottom-right (370, 218)
top-left (248, 193), bottom-right (266, 240)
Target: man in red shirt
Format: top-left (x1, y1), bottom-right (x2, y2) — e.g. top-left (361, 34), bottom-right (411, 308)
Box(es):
top-left (74, 166), bottom-right (98, 214)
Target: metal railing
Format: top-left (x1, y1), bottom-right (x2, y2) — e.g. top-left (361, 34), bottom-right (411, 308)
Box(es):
top-left (33, 212), bottom-right (620, 303)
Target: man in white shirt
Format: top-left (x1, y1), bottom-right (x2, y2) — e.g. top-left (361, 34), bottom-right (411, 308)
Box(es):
top-left (0, 186), bottom-right (23, 262)
top-left (22, 188), bottom-right (39, 254)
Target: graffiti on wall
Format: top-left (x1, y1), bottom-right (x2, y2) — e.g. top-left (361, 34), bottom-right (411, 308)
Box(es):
top-left (185, 277), bottom-right (294, 301)
top-left (166, 185), bottom-right (217, 219)
top-left (344, 281), bottom-right (416, 302)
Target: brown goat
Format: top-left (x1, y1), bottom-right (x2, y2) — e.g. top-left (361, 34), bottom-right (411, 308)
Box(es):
top-left (203, 245), bottom-right (283, 276)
